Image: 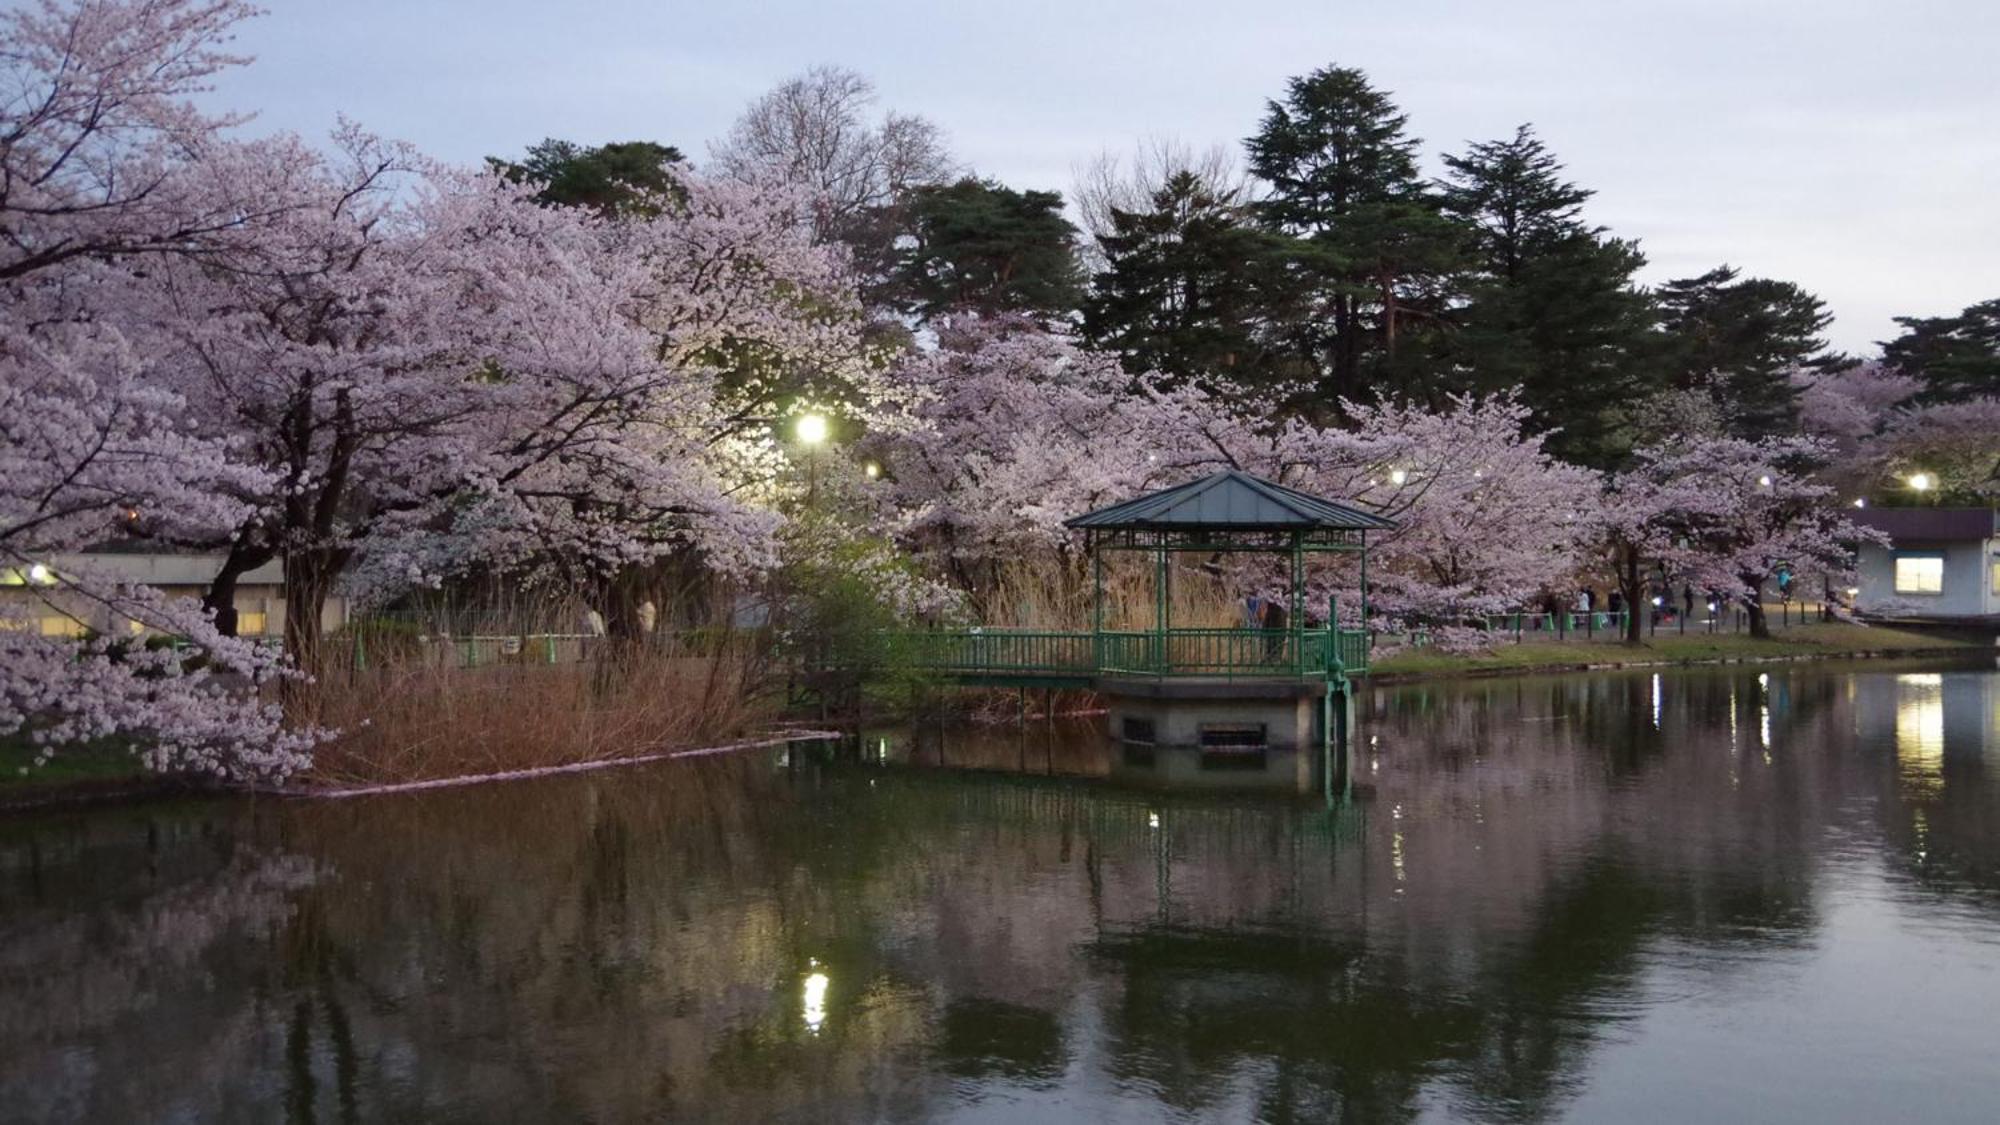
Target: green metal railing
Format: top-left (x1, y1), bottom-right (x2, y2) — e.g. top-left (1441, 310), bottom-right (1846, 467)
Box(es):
top-left (901, 629), bottom-right (1095, 676)
top-left (899, 625), bottom-right (1370, 682)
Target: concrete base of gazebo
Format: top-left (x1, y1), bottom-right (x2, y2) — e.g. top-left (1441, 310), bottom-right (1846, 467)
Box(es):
top-left (1102, 675), bottom-right (1331, 755)
top-left (1103, 675), bottom-right (1354, 797)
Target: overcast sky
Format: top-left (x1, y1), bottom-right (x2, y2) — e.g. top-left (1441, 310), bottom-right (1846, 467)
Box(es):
top-left (206, 0), bottom-right (1999, 354)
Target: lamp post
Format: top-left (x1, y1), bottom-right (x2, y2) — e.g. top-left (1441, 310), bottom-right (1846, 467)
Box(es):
top-left (796, 413), bottom-right (828, 506)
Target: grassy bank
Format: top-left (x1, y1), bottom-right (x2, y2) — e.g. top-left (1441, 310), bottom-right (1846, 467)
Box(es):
top-left (0, 736), bottom-right (158, 806)
top-left (1371, 621), bottom-right (1989, 679)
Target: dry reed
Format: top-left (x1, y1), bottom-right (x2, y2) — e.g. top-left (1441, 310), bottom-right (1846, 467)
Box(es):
top-left (309, 642), bottom-right (762, 786)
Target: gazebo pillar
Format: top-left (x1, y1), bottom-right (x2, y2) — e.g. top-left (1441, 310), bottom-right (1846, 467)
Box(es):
top-left (1290, 531), bottom-right (1304, 673)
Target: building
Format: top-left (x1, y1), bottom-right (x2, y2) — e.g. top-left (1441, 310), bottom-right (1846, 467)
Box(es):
top-left (1851, 507), bottom-right (2000, 621)
top-left (0, 551), bottom-right (349, 639)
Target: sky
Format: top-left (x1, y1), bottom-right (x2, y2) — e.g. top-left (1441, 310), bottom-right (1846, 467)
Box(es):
top-left (202, 0), bottom-right (2000, 354)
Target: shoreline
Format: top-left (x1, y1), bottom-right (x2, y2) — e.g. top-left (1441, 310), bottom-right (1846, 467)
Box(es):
top-left (0, 728), bottom-right (840, 815)
top-left (8, 633), bottom-right (1992, 813)
top-left (1367, 641), bottom-right (1992, 686)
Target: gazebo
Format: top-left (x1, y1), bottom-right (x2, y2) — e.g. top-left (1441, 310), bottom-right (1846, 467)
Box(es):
top-left (1063, 469), bottom-right (1395, 681)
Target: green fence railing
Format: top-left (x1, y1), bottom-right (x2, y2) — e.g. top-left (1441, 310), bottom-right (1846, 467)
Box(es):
top-left (899, 625), bottom-right (1370, 682)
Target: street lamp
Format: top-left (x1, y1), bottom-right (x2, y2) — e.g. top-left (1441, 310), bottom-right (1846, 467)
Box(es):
top-left (796, 413), bottom-right (828, 506)
top-left (1389, 468), bottom-right (1408, 486)
top-left (1908, 471), bottom-right (1933, 493)
top-left (863, 461), bottom-right (881, 480)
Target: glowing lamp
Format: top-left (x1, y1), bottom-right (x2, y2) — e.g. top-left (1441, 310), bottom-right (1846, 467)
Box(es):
top-left (1908, 472), bottom-right (1933, 492)
top-left (795, 413), bottom-right (829, 445)
top-left (1389, 468), bottom-right (1409, 486)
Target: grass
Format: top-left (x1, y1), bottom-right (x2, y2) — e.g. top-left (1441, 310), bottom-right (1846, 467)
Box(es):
top-left (1371, 620), bottom-right (1988, 678)
top-left (0, 734), bottom-right (149, 798)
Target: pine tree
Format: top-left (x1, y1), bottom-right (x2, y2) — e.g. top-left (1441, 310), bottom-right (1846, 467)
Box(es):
top-left (1883, 298), bottom-right (2000, 403)
top-left (1439, 125), bottom-right (1655, 467)
top-left (1245, 66), bottom-right (1467, 406)
top-left (890, 178), bottom-right (1084, 323)
top-left (491, 139), bottom-right (685, 215)
top-left (1082, 171), bottom-right (1299, 394)
top-left (1655, 266), bottom-right (1833, 439)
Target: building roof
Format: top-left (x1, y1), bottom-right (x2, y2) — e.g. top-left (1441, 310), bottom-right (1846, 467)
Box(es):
top-left (1852, 506), bottom-right (1999, 542)
top-left (1064, 470), bottom-right (1397, 532)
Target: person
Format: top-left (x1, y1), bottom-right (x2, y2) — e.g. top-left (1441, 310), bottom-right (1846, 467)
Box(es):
top-left (1608, 590), bottom-right (1625, 615)
top-left (1261, 598), bottom-right (1288, 663)
top-left (1683, 585), bottom-right (1695, 619)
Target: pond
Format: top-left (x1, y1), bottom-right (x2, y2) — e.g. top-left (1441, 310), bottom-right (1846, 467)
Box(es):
top-left (5, 658), bottom-right (2000, 1122)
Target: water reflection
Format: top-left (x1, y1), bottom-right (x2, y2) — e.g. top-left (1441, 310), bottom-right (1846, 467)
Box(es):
top-left (3, 660), bottom-right (2000, 1121)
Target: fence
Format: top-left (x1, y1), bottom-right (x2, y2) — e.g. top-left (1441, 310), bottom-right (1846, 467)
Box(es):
top-left (1410, 600), bottom-right (1837, 647)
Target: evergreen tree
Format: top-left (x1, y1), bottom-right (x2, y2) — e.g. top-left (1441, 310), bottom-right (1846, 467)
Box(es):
top-left (1883, 298), bottom-right (2000, 402)
top-left (1654, 266), bottom-right (1833, 439)
top-left (491, 139), bottom-right (685, 214)
top-left (1439, 125), bottom-right (1655, 467)
top-left (1245, 65), bottom-right (1467, 406)
top-left (890, 178), bottom-right (1084, 323)
top-left (1082, 171), bottom-right (1299, 394)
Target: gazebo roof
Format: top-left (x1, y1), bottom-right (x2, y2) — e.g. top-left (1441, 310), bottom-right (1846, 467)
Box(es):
top-left (1064, 470), bottom-right (1396, 533)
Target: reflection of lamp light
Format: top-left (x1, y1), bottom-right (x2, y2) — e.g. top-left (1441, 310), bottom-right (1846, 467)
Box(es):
top-left (803, 962), bottom-right (829, 1033)
top-left (1147, 811), bottom-right (1160, 829)
top-left (795, 413), bottom-right (828, 445)
top-left (1896, 672), bottom-right (1945, 796)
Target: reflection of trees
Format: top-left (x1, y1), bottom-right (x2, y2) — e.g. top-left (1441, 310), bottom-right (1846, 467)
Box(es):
top-left (0, 806), bottom-right (319, 1123)
top-left (3, 661), bottom-right (1996, 1121)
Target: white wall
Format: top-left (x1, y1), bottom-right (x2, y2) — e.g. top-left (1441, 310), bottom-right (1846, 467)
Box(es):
top-left (1856, 538), bottom-right (1998, 618)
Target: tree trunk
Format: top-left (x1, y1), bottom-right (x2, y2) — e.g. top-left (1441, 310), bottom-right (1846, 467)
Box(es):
top-left (1744, 597), bottom-right (1770, 639)
top-left (203, 540), bottom-right (276, 638)
top-left (282, 548), bottom-right (341, 719)
top-left (1617, 543), bottom-right (1645, 646)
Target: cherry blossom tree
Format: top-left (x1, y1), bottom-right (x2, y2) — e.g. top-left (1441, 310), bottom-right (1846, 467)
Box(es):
top-left (869, 320), bottom-right (1599, 635)
top-left (866, 318), bottom-right (1249, 585)
top-left (1271, 394), bottom-right (1601, 629)
top-left (414, 167), bottom-right (872, 642)
top-left (1796, 362), bottom-right (2000, 502)
top-left (1615, 436), bottom-right (1882, 639)
top-left (1, 0), bottom-right (314, 777)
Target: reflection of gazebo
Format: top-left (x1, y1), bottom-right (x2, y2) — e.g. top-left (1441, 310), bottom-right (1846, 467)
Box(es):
top-left (1063, 470), bottom-right (1394, 681)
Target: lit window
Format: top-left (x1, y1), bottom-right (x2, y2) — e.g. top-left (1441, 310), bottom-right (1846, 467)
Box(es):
top-left (1894, 555), bottom-right (1944, 595)
top-left (39, 615), bottom-right (86, 638)
top-left (1992, 561), bottom-right (2000, 596)
top-left (238, 610), bottom-right (268, 636)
